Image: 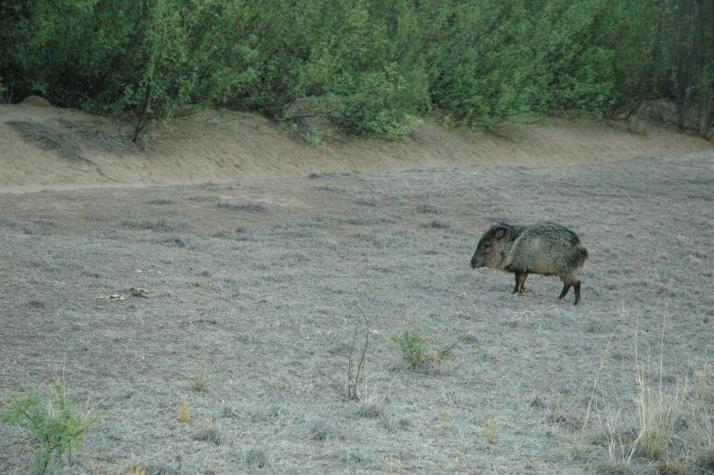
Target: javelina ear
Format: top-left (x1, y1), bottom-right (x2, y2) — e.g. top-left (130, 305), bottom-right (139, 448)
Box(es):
top-left (492, 226), bottom-right (509, 238)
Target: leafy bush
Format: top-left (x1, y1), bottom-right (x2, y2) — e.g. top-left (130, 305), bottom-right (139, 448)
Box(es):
top-left (1, 0), bottom-right (711, 140)
top-left (2, 381), bottom-right (95, 474)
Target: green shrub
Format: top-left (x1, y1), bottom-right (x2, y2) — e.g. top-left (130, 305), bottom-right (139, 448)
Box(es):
top-left (1, 0), bottom-right (711, 140)
top-left (2, 381), bottom-right (95, 474)
top-left (389, 329), bottom-right (456, 373)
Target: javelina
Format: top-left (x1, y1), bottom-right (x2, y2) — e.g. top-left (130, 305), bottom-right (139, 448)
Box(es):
top-left (470, 222), bottom-right (588, 304)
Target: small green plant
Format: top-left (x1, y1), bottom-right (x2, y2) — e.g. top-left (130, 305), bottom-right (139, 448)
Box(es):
top-left (389, 329), bottom-right (456, 374)
top-left (189, 368), bottom-right (210, 392)
top-left (2, 381), bottom-right (95, 474)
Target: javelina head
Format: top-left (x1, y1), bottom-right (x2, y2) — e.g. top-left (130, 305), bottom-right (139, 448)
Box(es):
top-left (470, 224), bottom-right (519, 269)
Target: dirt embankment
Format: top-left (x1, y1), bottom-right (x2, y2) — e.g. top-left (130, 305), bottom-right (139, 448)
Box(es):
top-left (1, 103), bottom-right (711, 193)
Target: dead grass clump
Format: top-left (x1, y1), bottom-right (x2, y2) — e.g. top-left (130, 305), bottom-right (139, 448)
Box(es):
top-left (547, 407), bottom-right (584, 432)
top-left (217, 200), bottom-right (269, 213)
top-left (146, 198), bottom-right (175, 205)
top-left (415, 204), bottom-right (439, 214)
top-left (176, 400), bottom-right (190, 423)
top-left (633, 366), bottom-right (684, 459)
top-left (655, 453), bottom-right (690, 474)
top-left (356, 394), bottom-right (384, 418)
top-left (122, 218), bottom-right (191, 232)
top-left (212, 226), bottom-right (253, 241)
top-left (163, 236), bottom-right (192, 248)
top-left (8, 120), bottom-right (83, 161)
top-left (243, 448), bottom-right (269, 468)
top-left (694, 363), bottom-right (714, 403)
top-left (309, 418), bottom-right (338, 441)
top-left (380, 414), bottom-right (410, 432)
top-left (193, 419), bottom-right (222, 445)
top-left (595, 462), bottom-right (634, 475)
top-left (420, 219), bottom-right (450, 230)
top-left (484, 415), bottom-right (497, 444)
top-left (694, 446), bottom-right (714, 473)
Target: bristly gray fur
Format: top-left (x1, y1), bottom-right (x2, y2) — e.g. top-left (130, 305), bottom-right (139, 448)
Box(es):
top-left (470, 221), bottom-right (588, 304)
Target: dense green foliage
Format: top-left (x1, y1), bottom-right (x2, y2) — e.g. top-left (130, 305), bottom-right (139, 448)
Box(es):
top-left (1, 0), bottom-right (712, 141)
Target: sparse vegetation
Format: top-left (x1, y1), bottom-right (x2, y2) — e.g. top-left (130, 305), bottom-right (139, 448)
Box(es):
top-left (484, 415), bottom-right (497, 444)
top-left (389, 329), bottom-right (456, 374)
top-left (216, 200), bottom-right (269, 213)
top-left (243, 447), bottom-right (269, 469)
top-left (632, 367), bottom-right (684, 459)
top-left (1, 148), bottom-right (712, 473)
top-left (193, 419), bottom-right (221, 445)
top-left (2, 381), bottom-right (95, 475)
top-left (346, 293), bottom-right (371, 401)
top-left (189, 368), bottom-right (210, 392)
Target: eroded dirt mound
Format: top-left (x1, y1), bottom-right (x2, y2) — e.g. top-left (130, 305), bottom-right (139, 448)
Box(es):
top-left (0, 103), bottom-right (711, 193)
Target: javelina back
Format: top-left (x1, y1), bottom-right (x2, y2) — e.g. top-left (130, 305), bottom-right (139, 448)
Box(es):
top-left (470, 222), bottom-right (588, 304)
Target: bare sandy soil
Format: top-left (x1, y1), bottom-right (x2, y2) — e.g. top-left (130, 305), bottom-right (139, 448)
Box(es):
top-left (1, 114), bottom-right (713, 475)
top-left (1, 104), bottom-right (714, 474)
top-left (1, 103), bottom-right (712, 193)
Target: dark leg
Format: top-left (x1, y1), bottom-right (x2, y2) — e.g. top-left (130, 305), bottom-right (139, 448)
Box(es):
top-left (513, 272), bottom-right (522, 294)
top-left (516, 272), bottom-right (529, 293)
top-left (520, 272), bottom-right (529, 293)
top-left (573, 281), bottom-right (581, 305)
top-left (559, 283), bottom-right (571, 300)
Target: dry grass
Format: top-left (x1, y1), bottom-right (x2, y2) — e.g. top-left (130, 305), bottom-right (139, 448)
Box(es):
top-left (193, 419), bottom-right (222, 445)
top-left (176, 400), bottom-right (190, 423)
top-left (631, 312), bottom-right (685, 460)
top-left (633, 369), bottom-right (684, 459)
top-left (484, 415), bottom-right (497, 444)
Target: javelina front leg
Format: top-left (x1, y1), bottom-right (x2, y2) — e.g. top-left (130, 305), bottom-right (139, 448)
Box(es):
top-left (520, 272), bottom-right (529, 293)
top-left (514, 272), bottom-right (529, 293)
top-left (513, 272), bottom-right (522, 294)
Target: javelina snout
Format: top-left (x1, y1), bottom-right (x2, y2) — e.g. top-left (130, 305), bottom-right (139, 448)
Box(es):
top-left (470, 254), bottom-right (484, 269)
top-left (470, 221), bottom-right (588, 304)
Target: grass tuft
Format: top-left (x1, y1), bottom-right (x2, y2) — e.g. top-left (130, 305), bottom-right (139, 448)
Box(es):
top-left (484, 415), bottom-right (497, 444)
top-left (217, 200), bottom-right (269, 213)
top-left (633, 372), bottom-right (683, 459)
top-left (389, 329), bottom-right (456, 374)
top-left (176, 399), bottom-right (190, 423)
top-left (193, 419), bottom-right (222, 445)
top-left (189, 368), bottom-right (210, 392)
top-left (243, 447), bottom-right (269, 468)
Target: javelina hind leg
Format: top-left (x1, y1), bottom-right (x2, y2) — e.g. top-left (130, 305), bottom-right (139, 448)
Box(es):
top-left (520, 273), bottom-right (529, 292)
top-left (573, 281), bottom-right (581, 305)
top-left (559, 283), bottom-right (571, 300)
